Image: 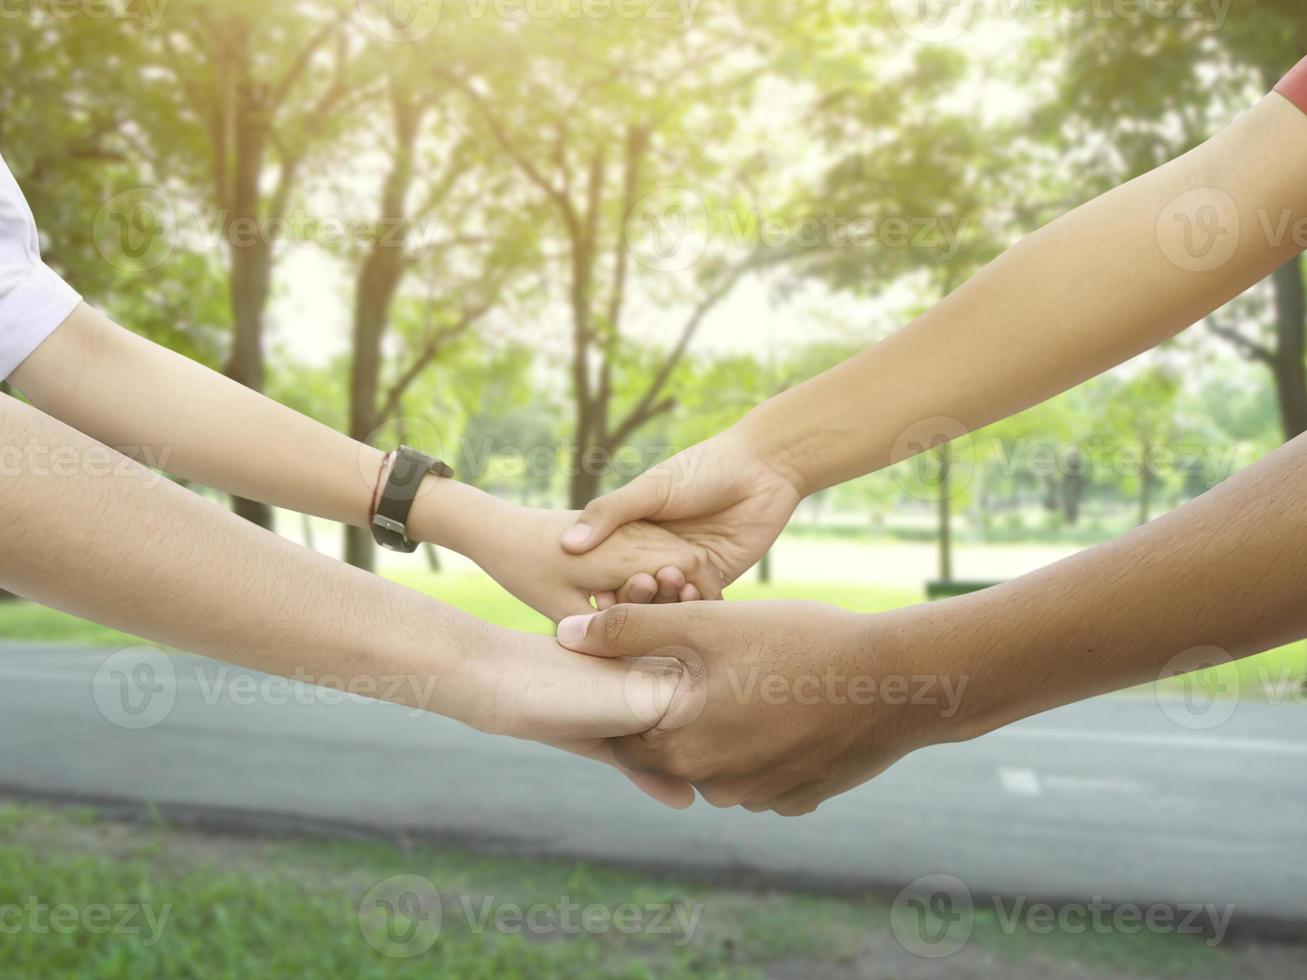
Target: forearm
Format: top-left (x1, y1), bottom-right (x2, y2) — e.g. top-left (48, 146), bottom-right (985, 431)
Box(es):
top-left (744, 92), bottom-right (1307, 495)
top-left (895, 428), bottom-right (1307, 740)
top-left (0, 391), bottom-right (495, 726)
top-left (8, 303), bottom-right (499, 554)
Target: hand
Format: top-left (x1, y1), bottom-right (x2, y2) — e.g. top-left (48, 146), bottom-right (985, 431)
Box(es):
top-left (467, 624), bottom-right (695, 809)
top-left (559, 428), bottom-right (803, 591)
top-left (475, 504), bottom-right (724, 622)
top-left (409, 480), bottom-right (724, 622)
top-left (554, 601), bottom-right (975, 815)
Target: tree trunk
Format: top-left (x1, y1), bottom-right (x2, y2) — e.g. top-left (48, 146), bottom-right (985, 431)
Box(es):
top-left (223, 111), bottom-right (275, 530)
top-left (229, 244), bottom-right (273, 536)
top-left (758, 549), bottom-right (772, 585)
top-left (344, 94), bottom-right (422, 572)
top-left (569, 463), bottom-right (605, 510)
top-left (1062, 448), bottom-right (1084, 526)
top-left (937, 445), bottom-right (953, 581)
top-left (1270, 256), bottom-right (1307, 441)
top-left (345, 287), bottom-right (385, 572)
top-left (1138, 444), bottom-right (1153, 526)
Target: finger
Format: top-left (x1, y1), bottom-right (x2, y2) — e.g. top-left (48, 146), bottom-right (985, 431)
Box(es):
top-left (616, 573), bottom-right (658, 605)
top-left (688, 565), bottom-right (725, 601)
top-left (560, 475), bottom-right (671, 554)
top-left (695, 776), bottom-right (765, 810)
top-left (654, 566), bottom-right (685, 602)
top-left (620, 766), bottom-right (697, 809)
top-left (679, 583), bottom-right (701, 602)
top-left (594, 591), bottom-right (617, 610)
top-left (554, 590), bottom-right (601, 623)
top-left (556, 604), bottom-right (691, 660)
top-left (760, 784), bottom-right (824, 818)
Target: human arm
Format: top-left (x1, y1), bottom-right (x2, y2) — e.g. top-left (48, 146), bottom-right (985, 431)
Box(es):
top-left (0, 391), bottom-right (692, 804)
top-left (556, 424), bottom-right (1307, 814)
top-left (8, 303), bottom-right (718, 620)
top-left (562, 65), bottom-right (1307, 586)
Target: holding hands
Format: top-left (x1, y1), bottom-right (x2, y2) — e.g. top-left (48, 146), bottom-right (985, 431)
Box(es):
top-left (554, 600), bottom-right (968, 816)
top-left (559, 423), bottom-right (804, 593)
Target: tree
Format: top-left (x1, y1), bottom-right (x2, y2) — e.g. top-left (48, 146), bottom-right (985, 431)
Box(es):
top-left (794, 36), bottom-right (1013, 582)
top-left (442, 8), bottom-right (803, 506)
top-left (338, 35), bottom-right (543, 570)
top-left (0, 15), bottom-right (228, 360)
top-left (1036, 3), bottom-right (1307, 440)
top-left (138, 0), bottom-right (369, 526)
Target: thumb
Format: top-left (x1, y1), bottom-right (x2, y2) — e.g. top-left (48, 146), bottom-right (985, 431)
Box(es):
top-left (556, 604), bottom-right (674, 659)
top-left (558, 605), bottom-right (704, 727)
top-left (561, 475), bottom-right (670, 554)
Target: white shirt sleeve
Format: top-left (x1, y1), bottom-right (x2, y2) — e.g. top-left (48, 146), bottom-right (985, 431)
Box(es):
top-left (0, 153), bottom-right (82, 382)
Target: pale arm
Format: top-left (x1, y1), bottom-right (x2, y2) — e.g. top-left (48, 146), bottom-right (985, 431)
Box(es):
top-left (749, 92), bottom-right (1307, 494)
top-left (0, 392), bottom-right (679, 747)
top-left (563, 90), bottom-right (1307, 585)
top-left (9, 304), bottom-right (718, 620)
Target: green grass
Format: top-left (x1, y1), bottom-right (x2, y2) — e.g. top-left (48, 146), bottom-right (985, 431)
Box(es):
top-left (3, 571), bottom-right (1303, 700)
top-left (0, 573), bottom-right (924, 646)
top-left (0, 599), bottom-right (145, 648)
top-left (0, 800), bottom-right (1241, 980)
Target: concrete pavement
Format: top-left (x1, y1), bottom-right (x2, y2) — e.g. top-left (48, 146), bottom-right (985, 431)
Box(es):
top-left (0, 643), bottom-right (1303, 927)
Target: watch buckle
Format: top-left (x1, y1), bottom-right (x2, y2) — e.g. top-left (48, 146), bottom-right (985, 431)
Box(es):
top-left (372, 514), bottom-right (411, 551)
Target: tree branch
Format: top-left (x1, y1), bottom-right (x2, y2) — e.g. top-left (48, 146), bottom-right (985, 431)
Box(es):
top-left (441, 69), bottom-right (574, 219)
top-left (1208, 317), bottom-right (1274, 366)
top-left (268, 8), bottom-right (351, 111)
top-left (376, 305), bottom-right (491, 422)
top-left (608, 255), bottom-right (768, 446)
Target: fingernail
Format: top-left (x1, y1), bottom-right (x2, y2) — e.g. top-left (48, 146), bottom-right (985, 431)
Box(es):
top-left (557, 613), bottom-right (596, 646)
top-left (561, 524), bottom-right (592, 549)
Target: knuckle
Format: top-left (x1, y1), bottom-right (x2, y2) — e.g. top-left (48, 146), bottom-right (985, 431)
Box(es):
top-left (667, 749), bottom-right (712, 784)
top-left (600, 604), bottom-right (631, 644)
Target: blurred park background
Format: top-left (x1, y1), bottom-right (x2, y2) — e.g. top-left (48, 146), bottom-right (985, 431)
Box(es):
top-left (3, 0), bottom-right (1306, 686)
top-left (3, 1), bottom-right (1307, 977)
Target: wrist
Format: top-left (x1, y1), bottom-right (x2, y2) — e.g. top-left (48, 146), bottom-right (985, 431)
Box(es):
top-left (728, 408), bottom-right (812, 500)
top-left (884, 593), bottom-right (1045, 746)
top-left (406, 478), bottom-right (508, 560)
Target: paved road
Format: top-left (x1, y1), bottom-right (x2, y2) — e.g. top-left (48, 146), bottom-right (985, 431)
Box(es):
top-left (2, 643), bottom-right (1305, 924)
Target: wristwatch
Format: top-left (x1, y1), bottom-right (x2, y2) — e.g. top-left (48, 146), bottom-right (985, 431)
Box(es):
top-left (370, 446), bottom-right (455, 553)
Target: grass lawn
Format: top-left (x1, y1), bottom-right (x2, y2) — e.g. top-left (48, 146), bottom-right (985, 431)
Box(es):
top-left (2, 570), bottom-right (1303, 699)
top-left (0, 799), bottom-right (1249, 980)
top-left (0, 572), bottom-right (924, 645)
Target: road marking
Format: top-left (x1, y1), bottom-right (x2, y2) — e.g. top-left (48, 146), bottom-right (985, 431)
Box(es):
top-left (998, 767), bottom-right (1042, 796)
top-left (998, 727), bottom-right (1307, 755)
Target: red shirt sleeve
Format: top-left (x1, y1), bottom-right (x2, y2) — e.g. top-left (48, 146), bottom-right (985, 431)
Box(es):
top-left (1274, 56), bottom-right (1307, 115)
